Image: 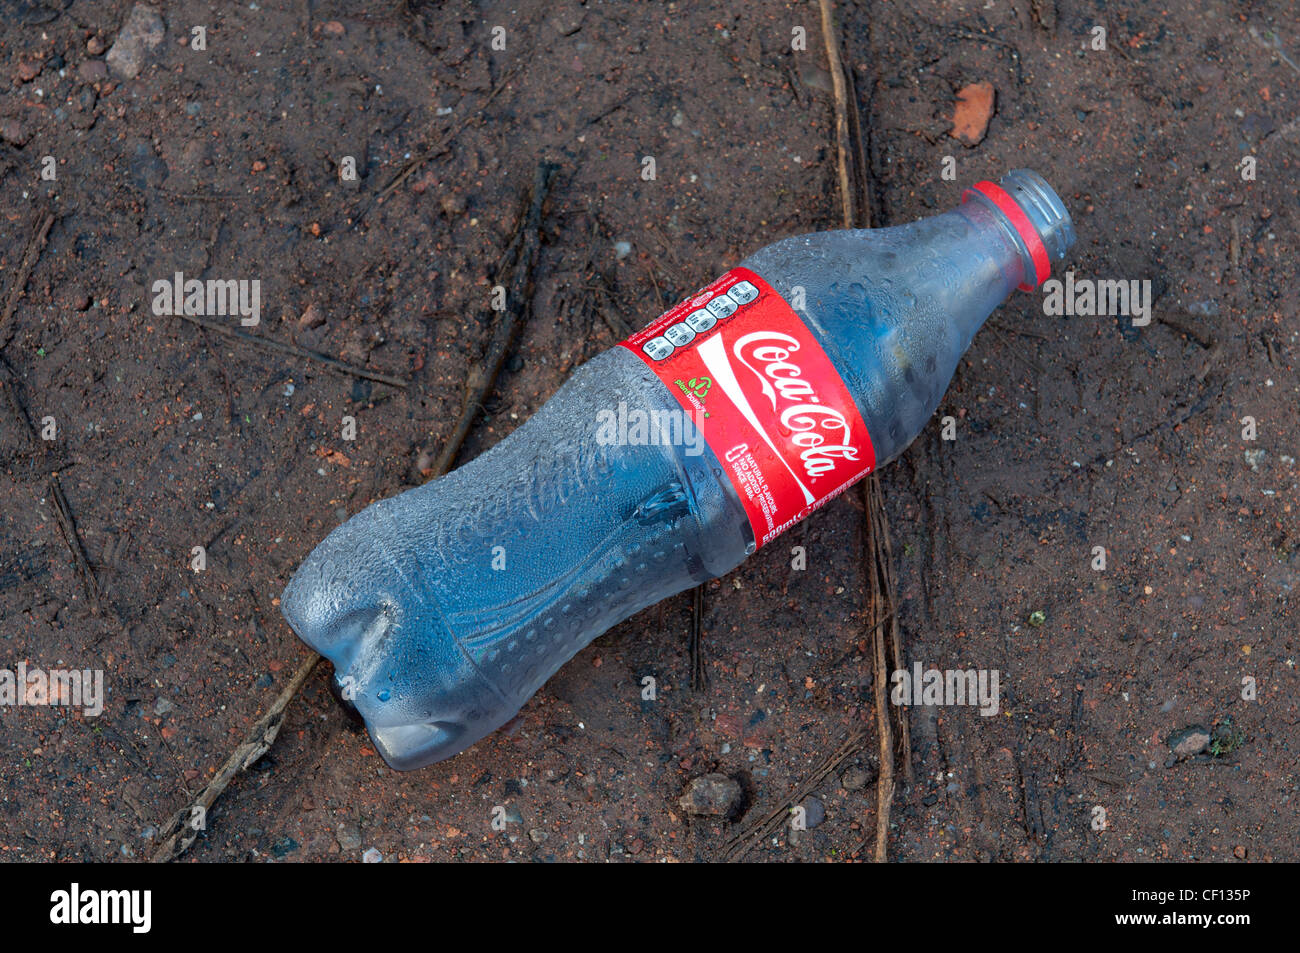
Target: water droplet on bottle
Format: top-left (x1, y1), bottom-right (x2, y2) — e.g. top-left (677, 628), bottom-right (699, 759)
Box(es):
top-left (376, 689), bottom-right (391, 702)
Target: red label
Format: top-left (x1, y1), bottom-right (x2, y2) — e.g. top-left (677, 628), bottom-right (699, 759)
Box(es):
top-left (620, 267), bottom-right (876, 548)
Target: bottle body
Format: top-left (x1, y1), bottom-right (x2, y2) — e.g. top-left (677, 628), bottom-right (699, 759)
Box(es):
top-left (280, 170), bottom-right (1075, 769)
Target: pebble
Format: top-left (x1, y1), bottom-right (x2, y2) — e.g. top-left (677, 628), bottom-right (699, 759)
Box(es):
top-left (106, 3), bottom-right (166, 79)
top-left (0, 119), bottom-right (28, 146)
top-left (87, 36), bottom-right (107, 56)
top-left (528, 828), bottom-right (548, 844)
top-left (77, 59), bottom-right (108, 84)
top-left (17, 58), bottom-right (43, 82)
top-left (613, 240), bottom-right (632, 260)
top-left (548, 4), bottom-right (585, 37)
top-left (841, 765), bottom-right (877, 791)
top-left (336, 821), bottom-right (362, 852)
top-left (678, 773), bottom-right (741, 817)
top-left (1167, 725), bottom-right (1211, 758)
top-left (298, 302), bottom-right (326, 329)
top-left (362, 847), bottom-right (383, 863)
top-left (153, 698), bottom-right (174, 715)
top-left (949, 81), bottom-right (996, 146)
top-left (799, 795), bottom-right (826, 829)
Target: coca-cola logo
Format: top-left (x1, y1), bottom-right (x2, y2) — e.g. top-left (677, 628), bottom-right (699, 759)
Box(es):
top-left (732, 331), bottom-right (860, 479)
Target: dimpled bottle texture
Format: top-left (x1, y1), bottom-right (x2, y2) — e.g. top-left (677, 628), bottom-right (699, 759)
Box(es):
top-left (281, 169), bottom-right (1076, 769)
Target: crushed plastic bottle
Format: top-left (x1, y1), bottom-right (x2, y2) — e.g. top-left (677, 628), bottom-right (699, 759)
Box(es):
top-left (281, 169), bottom-right (1075, 769)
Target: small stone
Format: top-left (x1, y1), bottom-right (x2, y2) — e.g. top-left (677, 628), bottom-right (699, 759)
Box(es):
top-left (251, 159), bottom-right (267, 173)
top-left (87, 36), bottom-right (107, 56)
top-left (78, 60), bottom-right (108, 83)
top-left (153, 698), bottom-right (174, 716)
top-left (613, 240), bottom-right (632, 260)
top-left (798, 795), bottom-right (826, 829)
top-left (361, 847), bottom-right (382, 863)
top-left (0, 119), bottom-right (29, 147)
top-left (528, 828), bottom-right (548, 844)
top-left (841, 765), bottom-right (876, 791)
top-left (322, 21), bottom-right (346, 37)
top-left (548, 4), bottom-right (585, 37)
top-left (439, 192), bottom-right (466, 216)
top-left (298, 302), bottom-right (326, 329)
top-left (336, 821), bottom-right (362, 852)
top-left (1168, 725), bottom-right (1211, 759)
top-left (17, 58), bottom-right (43, 82)
top-left (949, 81), bottom-right (996, 146)
top-left (106, 3), bottom-right (166, 80)
top-left (678, 773), bottom-right (742, 817)
top-left (1233, 845), bottom-right (1247, 859)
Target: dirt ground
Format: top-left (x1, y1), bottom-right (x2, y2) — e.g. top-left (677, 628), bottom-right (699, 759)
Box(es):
top-left (0, 0), bottom-right (1296, 862)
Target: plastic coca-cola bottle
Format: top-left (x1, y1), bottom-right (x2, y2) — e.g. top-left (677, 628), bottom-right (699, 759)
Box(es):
top-left (281, 169), bottom-right (1075, 769)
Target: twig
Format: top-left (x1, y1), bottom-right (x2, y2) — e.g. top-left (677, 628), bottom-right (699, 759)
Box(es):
top-left (689, 585), bottom-right (708, 691)
top-left (819, 0), bottom-right (854, 231)
top-left (0, 209), bottom-right (56, 349)
top-left (150, 653), bottom-right (320, 862)
top-left (49, 474), bottom-right (100, 614)
top-left (172, 312), bottom-right (409, 388)
top-left (430, 161), bottom-right (557, 475)
top-left (823, 0), bottom-right (907, 862)
top-left (1157, 315), bottom-right (1215, 350)
top-left (353, 66), bottom-right (523, 227)
top-left (720, 729), bottom-right (867, 861)
top-left (0, 354), bottom-right (39, 452)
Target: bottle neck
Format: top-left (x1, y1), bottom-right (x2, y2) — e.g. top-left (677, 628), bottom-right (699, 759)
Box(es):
top-left (960, 170), bottom-right (1075, 291)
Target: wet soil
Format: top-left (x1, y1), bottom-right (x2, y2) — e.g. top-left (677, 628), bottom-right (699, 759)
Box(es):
top-left (0, 0), bottom-right (1296, 861)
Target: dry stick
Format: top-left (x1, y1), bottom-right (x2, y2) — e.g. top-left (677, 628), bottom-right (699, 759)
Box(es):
top-left (353, 65), bottom-right (523, 228)
top-left (819, 0), bottom-right (854, 231)
top-left (49, 474), bottom-right (100, 614)
top-left (0, 209), bottom-right (56, 348)
top-left (431, 161), bottom-right (557, 475)
top-left (721, 729), bottom-right (867, 861)
top-left (820, 0), bottom-right (908, 862)
top-left (172, 312), bottom-right (409, 389)
top-left (150, 653), bottom-right (319, 863)
top-left (689, 585), bottom-right (708, 691)
top-left (0, 353), bottom-right (38, 451)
